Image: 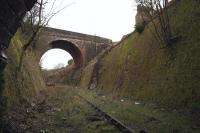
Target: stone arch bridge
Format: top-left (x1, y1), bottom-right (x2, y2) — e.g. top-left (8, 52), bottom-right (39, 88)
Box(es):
top-left (33, 27), bottom-right (112, 67)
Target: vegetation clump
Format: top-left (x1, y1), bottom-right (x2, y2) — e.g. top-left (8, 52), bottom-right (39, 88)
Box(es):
top-left (135, 22), bottom-right (146, 33)
top-left (135, 0), bottom-right (173, 46)
top-left (68, 59), bottom-right (74, 65)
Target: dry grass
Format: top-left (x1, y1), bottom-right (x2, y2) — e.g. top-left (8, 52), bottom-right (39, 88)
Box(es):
top-left (88, 0), bottom-right (200, 112)
top-left (3, 31), bottom-right (46, 106)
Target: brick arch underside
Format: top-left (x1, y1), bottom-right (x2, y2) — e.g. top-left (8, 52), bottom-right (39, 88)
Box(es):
top-left (50, 40), bottom-right (84, 67)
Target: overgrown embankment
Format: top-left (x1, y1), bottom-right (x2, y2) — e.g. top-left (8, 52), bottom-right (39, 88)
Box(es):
top-left (81, 0), bottom-right (200, 113)
top-left (3, 31), bottom-right (46, 106)
top-left (43, 66), bottom-right (82, 86)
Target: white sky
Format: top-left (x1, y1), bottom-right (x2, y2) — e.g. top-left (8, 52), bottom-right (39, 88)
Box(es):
top-left (40, 49), bottom-right (72, 70)
top-left (41, 0), bottom-right (137, 69)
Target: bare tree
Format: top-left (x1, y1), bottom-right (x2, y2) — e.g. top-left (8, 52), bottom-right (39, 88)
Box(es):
top-left (135, 0), bottom-right (172, 46)
top-left (17, 0), bottom-right (74, 71)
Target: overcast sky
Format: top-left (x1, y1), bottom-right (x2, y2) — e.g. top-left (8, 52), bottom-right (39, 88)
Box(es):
top-left (40, 49), bottom-right (73, 70)
top-left (41, 0), bottom-right (137, 69)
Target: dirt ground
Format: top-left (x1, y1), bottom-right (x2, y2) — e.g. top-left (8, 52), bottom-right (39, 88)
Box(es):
top-left (3, 86), bottom-right (120, 133)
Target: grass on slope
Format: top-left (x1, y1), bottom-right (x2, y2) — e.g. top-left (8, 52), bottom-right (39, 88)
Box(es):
top-left (3, 31), bottom-right (46, 106)
top-left (78, 89), bottom-right (200, 133)
top-left (96, 0), bottom-right (200, 113)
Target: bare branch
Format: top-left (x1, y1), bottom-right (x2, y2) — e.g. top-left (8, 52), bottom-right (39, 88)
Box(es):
top-left (135, 0), bottom-right (172, 46)
top-left (17, 0), bottom-right (73, 71)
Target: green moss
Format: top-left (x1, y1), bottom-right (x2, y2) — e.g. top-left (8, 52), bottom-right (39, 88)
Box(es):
top-left (80, 59), bottom-right (98, 89)
top-left (91, 0), bottom-right (200, 112)
top-left (78, 88), bottom-right (199, 133)
top-left (3, 31), bottom-right (46, 105)
top-left (135, 22), bottom-right (146, 34)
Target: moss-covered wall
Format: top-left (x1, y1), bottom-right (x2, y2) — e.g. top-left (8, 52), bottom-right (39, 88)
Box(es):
top-left (3, 31), bottom-right (46, 106)
top-left (81, 0), bottom-right (200, 112)
top-left (80, 59), bottom-right (98, 89)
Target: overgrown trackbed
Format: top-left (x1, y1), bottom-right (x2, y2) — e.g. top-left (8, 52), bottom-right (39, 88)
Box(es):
top-left (4, 86), bottom-right (121, 133)
top-left (4, 85), bottom-right (199, 133)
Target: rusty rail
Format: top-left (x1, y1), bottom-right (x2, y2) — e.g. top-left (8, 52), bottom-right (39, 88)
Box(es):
top-left (77, 94), bottom-right (134, 133)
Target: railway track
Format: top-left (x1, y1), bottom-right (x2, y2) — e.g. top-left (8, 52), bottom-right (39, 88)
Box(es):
top-left (77, 94), bottom-right (135, 133)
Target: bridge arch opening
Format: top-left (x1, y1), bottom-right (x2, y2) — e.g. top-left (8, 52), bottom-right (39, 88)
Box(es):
top-left (48, 40), bottom-right (83, 68)
top-left (40, 48), bottom-right (73, 70)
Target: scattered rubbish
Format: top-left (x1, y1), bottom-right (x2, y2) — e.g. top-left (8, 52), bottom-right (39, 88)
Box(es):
top-left (31, 102), bottom-right (36, 107)
top-left (46, 82), bottom-right (55, 86)
top-left (40, 129), bottom-right (48, 133)
top-left (53, 108), bottom-right (61, 112)
top-left (135, 101), bottom-right (140, 105)
top-left (26, 108), bottom-right (31, 113)
top-left (120, 99), bottom-right (124, 102)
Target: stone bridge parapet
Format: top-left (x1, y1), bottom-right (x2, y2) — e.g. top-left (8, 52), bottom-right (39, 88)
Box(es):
top-left (34, 27), bottom-right (112, 67)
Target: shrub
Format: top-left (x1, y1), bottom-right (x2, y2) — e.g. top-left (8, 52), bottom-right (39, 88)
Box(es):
top-left (68, 59), bottom-right (74, 65)
top-left (135, 22), bottom-right (145, 34)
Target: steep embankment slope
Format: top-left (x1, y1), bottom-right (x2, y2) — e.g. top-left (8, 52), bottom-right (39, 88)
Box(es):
top-left (3, 31), bottom-right (46, 106)
top-left (81, 0), bottom-right (200, 112)
top-left (43, 66), bottom-right (83, 86)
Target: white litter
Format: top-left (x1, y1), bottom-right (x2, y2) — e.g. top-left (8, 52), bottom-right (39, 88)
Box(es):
top-left (135, 101), bottom-right (140, 105)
